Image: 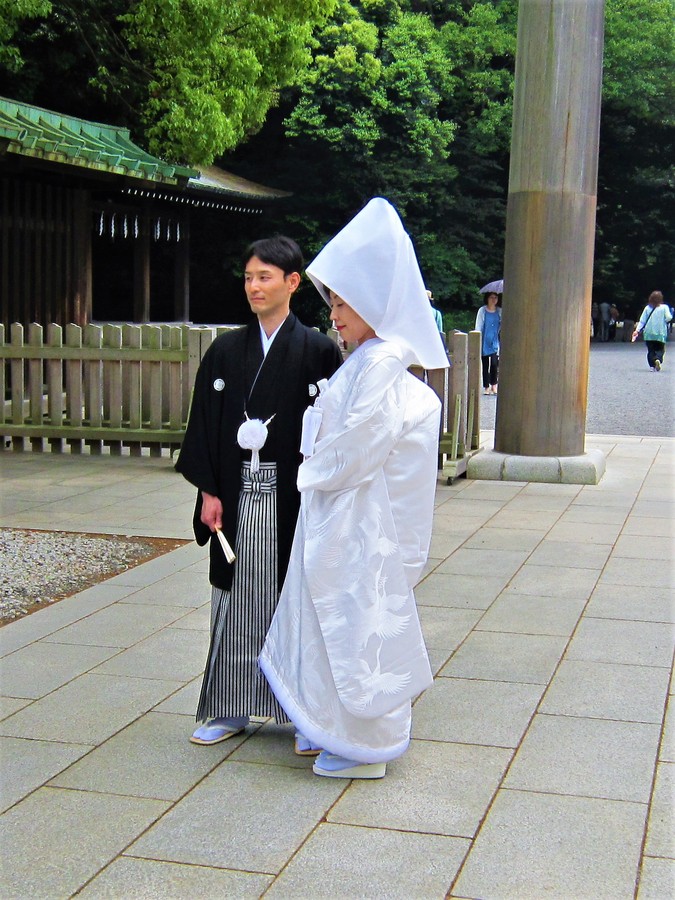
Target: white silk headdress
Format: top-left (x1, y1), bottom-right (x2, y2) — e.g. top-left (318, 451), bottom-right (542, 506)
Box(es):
top-left (306, 197), bottom-right (449, 370)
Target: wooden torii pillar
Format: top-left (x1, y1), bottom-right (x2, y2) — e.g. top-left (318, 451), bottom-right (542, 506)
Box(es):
top-left (476, 0), bottom-right (606, 483)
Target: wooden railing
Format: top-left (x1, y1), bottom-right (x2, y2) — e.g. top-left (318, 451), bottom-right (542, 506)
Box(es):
top-left (2, 323), bottom-right (482, 477)
top-left (0, 322), bottom-right (236, 455)
top-left (411, 329), bottom-right (483, 481)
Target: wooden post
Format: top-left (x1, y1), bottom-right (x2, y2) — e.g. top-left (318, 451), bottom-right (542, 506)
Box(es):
top-left (134, 218), bottom-right (151, 322)
top-left (72, 189), bottom-right (92, 327)
top-left (174, 214), bottom-right (190, 321)
top-left (494, 0), bottom-right (605, 457)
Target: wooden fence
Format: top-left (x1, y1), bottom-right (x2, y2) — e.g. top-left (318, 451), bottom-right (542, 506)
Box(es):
top-left (1, 323), bottom-right (482, 478)
top-left (411, 329), bottom-right (483, 481)
top-left (0, 322), bottom-right (234, 455)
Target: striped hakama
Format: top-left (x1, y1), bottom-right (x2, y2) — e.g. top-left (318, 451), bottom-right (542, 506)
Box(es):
top-left (196, 462), bottom-right (289, 724)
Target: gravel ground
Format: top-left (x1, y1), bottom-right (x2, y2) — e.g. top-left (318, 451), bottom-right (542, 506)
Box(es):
top-left (0, 529), bottom-right (186, 623)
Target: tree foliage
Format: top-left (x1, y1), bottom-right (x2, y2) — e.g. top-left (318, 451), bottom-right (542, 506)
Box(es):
top-left (229, 0), bottom-right (517, 314)
top-left (1, 0), bottom-right (672, 318)
top-left (594, 0), bottom-right (675, 314)
top-left (0, 0), bottom-right (337, 163)
top-left (230, 0), bottom-right (673, 319)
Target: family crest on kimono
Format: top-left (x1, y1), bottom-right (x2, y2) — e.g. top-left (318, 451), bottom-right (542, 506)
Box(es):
top-left (260, 197), bottom-right (448, 779)
top-left (175, 236), bottom-right (342, 746)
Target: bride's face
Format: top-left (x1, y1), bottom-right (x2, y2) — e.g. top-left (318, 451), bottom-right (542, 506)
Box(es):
top-left (329, 291), bottom-right (376, 345)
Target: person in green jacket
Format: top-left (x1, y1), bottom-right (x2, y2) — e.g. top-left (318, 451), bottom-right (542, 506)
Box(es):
top-left (631, 290), bottom-right (673, 371)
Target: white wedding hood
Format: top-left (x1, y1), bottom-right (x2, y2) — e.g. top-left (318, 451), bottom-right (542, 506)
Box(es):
top-left (306, 197), bottom-right (449, 370)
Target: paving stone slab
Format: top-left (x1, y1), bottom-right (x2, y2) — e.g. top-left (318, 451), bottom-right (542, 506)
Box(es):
top-left (636, 856), bottom-right (675, 900)
top-left (436, 547), bottom-right (529, 579)
top-left (0, 735), bottom-right (93, 813)
top-left (427, 646), bottom-right (453, 676)
top-left (166, 603), bottom-right (211, 631)
top-left (505, 563), bottom-right (599, 599)
top-left (557, 503), bottom-right (630, 525)
top-left (91, 626), bottom-right (208, 681)
top-left (584, 583), bottom-right (675, 624)
top-left (528, 539), bottom-right (612, 569)
top-left (413, 677), bottom-right (544, 748)
top-left (519, 482), bottom-right (582, 497)
top-left (434, 498), bottom-right (505, 519)
top-left (643, 762), bottom-right (675, 858)
top-left (567, 618), bottom-right (675, 668)
top-left (439, 631), bottom-right (567, 684)
top-left (0, 672), bottom-right (183, 744)
top-left (79, 857), bottom-right (273, 899)
top-left (414, 572), bottom-right (510, 610)
top-left (451, 789), bottom-right (647, 900)
top-left (477, 593), bottom-right (586, 636)
top-left (152, 676), bottom-right (202, 715)
top-left (0, 786), bottom-right (168, 899)
top-left (631, 500), bottom-right (675, 520)
top-left (0, 695), bottom-right (30, 720)
top-left (600, 556), bottom-right (675, 590)
top-left (42, 602), bottom-right (190, 648)
top-left (266, 823), bottom-right (469, 900)
top-left (0, 640), bottom-right (121, 699)
top-left (49, 711), bottom-right (247, 801)
top-left (461, 527), bottom-right (545, 552)
top-left (459, 481), bottom-right (526, 501)
top-left (119, 574), bottom-right (209, 608)
top-left (622, 515), bottom-right (675, 537)
top-left (486, 508), bottom-right (565, 530)
top-left (613, 534), bottom-right (674, 561)
top-left (573, 490), bottom-right (636, 509)
top-left (662, 703), bottom-right (674, 763)
top-left (504, 713), bottom-right (661, 803)
top-left (417, 605), bottom-right (483, 651)
top-left (0, 583), bottom-right (133, 657)
top-left (541, 659), bottom-right (671, 723)
top-left (228, 720), bottom-right (315, 770)
top-left (544, 519), bottom-right (623, 544)
top-left (505, 493), bottom-right (579, 512)
top-left (328, 739), bottom-right (512, 838)
top-left (129, 761), bottom-right (346, 873)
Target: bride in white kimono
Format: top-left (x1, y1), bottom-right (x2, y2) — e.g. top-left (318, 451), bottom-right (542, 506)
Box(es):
top-left (259, 197), bottom-right (448, 778)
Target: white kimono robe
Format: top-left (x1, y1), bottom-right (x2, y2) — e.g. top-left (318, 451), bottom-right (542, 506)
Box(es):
top-left (260, 338), bottom-right (440, 763)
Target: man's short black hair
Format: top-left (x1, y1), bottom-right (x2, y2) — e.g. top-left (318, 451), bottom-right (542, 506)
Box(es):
top-left (244, 236), bottom-right (303, 277)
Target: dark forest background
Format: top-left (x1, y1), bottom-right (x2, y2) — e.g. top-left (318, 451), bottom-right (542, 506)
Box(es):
top-left (2, 0), bottom-right (673, 327)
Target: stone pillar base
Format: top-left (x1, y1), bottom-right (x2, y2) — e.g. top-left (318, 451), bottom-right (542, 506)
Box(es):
top-left (466, 448), bottom-right (606, 485)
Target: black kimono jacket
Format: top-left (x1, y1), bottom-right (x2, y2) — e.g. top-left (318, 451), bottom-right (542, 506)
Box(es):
top-left (175, 313), bottom-right (343, 590)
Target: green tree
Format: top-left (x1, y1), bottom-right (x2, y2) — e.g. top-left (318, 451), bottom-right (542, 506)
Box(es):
top-left (228, 0), bottom-right (516, 316)
top-left (594, 0), bottom-right (675, 314)
top-left (0, 0), bottom-right (337, 163)
top-left (0, 0), bottom-right (49, 69)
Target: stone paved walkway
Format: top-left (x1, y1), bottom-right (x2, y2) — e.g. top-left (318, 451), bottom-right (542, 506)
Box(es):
top-left (1, 434), bottom-right (673, 899)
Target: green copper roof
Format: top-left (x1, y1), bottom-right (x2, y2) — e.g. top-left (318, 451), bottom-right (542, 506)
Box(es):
top-left (0, 96), bottom-right (196, 184)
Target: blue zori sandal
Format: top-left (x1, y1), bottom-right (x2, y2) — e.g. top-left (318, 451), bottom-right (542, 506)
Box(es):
top-left (294, 732), bottom-right (322, 757)
top-left (312, 751), bottom-right (386, 779)
top-left (189, 716), bottom-right (249, 745)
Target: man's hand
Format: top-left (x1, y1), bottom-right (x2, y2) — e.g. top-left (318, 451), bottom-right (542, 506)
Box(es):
top-left (201, 491), bottom-right (223, 532)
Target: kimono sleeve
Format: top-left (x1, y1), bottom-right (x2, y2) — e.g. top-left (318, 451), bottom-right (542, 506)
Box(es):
top-left (174, 344), bottom-right (221, 498)
top-left (297, 356), bottom-right (406, 494)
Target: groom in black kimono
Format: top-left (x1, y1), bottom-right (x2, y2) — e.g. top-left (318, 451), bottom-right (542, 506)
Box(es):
top-left (175, 236), bottom-right (342, 745)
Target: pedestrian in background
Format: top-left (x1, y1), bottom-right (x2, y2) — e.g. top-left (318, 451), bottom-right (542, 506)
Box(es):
top-left (631, 290), bottom-right (673, 371)
top-left (427, 290), bottom-right (444, 335)
top-left (599, 300), bottom-right (611, 342)
top-left (475, 291), bottom-right (501, 395)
